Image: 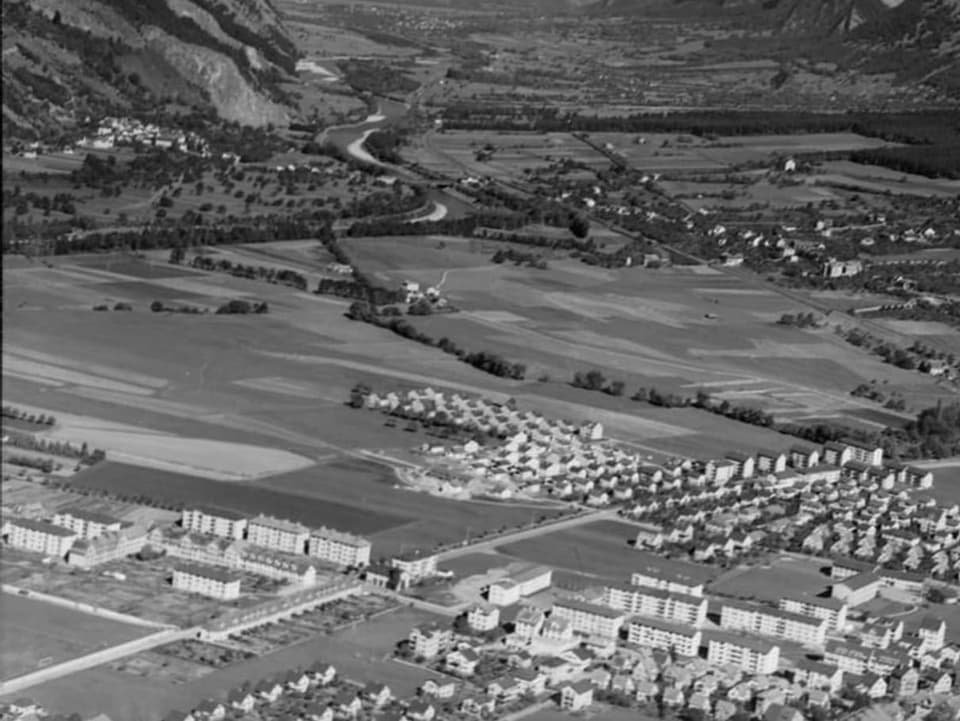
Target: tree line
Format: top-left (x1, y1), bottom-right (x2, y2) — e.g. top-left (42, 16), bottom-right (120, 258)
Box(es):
top-left (2, 405), bottom-right (56, 427)
top-left (185, 253), bottom-right (309, 291)
top-left (346, 301), bottom-right (526, 380)
top-left (3, 428), bottom-right (105, 464)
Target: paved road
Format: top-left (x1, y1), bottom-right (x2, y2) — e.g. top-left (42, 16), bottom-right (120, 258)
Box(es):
top-left (436, 507), bottom-right (618, 561)
top-left (0, 626), bottom-right (195, 697)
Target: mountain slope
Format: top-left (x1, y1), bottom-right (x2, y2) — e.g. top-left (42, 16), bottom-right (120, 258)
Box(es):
top-left (2, 0), bottom-right (300, 139)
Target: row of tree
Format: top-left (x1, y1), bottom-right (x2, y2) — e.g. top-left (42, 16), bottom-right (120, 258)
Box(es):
top-left (1, 405), bottom-right (56, 427)
top-left (2, 428), bottom-right (105, 464)
top-left (186, 254), bottom-right (309, 291)
top-left (346, 301), bottom-right (526, 380)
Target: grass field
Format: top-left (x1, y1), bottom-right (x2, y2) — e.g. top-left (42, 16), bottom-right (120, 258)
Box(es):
top-left (0, 593), bottom-right (149, 682)
top-left (497, 520), bottom-right (717, 585)
top-left (707, 556), bottom-right (831, 603)
top-left (439, 552), bottom-right (510, 577)
top-left (16, 606), bottom-right (445, 721)
top-left (927, 465), bottom-right (960, 506)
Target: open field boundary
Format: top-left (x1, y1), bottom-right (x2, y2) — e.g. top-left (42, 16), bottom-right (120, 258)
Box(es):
top-left (0, 627), bottom-right (192, 697)
top-left (2, 586), bottom-right (176, 630)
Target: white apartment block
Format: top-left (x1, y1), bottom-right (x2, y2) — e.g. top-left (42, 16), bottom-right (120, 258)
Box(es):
top-left (720, 601), bottom-right (827, 646)
top-left (308, 527), bottom-right (371, 567)
top-left (52, 508), bottom-right (122, 540)
top-left (5, 518), bottom-right (77, 558)
top-left (393, 553), bottom-right (438, 581)
top-left (552, 599), bottom-right (626, 639)
top-left (181, 506), bottom-right (248, 541)
top-left (603, 584), bottom-right (707, 627)
top-left (779, 594), bottom-right (848, 633)
top-left (247, 515), bottom-right (309, 555)
top-left (410, 625), bottom-right (453, 659)
top-left (627, 617), bottom-right (703, 657)
top-left (172, 563), bottom-right (241, 600)
top-left (707, 633), bottom-right (780, 674)
top-left (489, 579), bottom-right (522, 606)
top-left (468, 605), bottom-right (501, 633)
top-left (631, 563), bottom-right (705, 597)
top-left (239, 549), bottom-right (317, 586)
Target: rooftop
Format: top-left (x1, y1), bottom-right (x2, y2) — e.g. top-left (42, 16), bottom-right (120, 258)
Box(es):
top-left (628, 615), bottom-right (702, 637)
top-left (553, 598), bottom-right (627, 620)
top-left (174, 563), bottom-right (242, 585)
top-left (9, 517), bottom-right (77, 537)
top-left (249, 515), bottom-right (310, 535)
top-left (57, 507), bottom-right (120, 525)
top-left (706, 630), bottom-right (779, 654)
top-left (187, 505), bottom-right (247, 521)
top-left (311, 526), bottom-right (371, 547)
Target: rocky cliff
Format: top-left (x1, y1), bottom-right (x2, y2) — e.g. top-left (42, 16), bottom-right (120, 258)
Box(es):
top-left (2, 0), bottom-right (299, 139)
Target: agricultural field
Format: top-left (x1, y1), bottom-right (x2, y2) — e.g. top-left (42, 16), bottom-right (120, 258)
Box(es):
top-left (0, 593), bottom-right (150, 682)
top-left (924, 464), bottom-right (960, 506)
top-left (20, 606), bottom-right (447, 721)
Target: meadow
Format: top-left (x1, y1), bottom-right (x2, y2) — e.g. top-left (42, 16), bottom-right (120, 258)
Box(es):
top-left (0, 593), bottom-right (150, 682)
top-left (707, 556), bottom-right (832, 604)
top-left (496, 520), bottom-right (718, 585)
top-left (17, 606), bottom-right (446, 721)
top-left (926, 464), bottom-right (960, 506)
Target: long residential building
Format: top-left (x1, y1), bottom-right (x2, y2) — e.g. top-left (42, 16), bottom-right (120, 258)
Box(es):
top-left (706, 632), bottom-right (780, 674)
top-left (172, 563), bottom-right (242, 600)
top-left (551, 599), bottom-right (626, 639)
top-left (52, 508), bottom-right (122, 540)
top-left (603, 584), bottom-right (707, 627)
top-left (4, 517), bottom-right (77, 558)
top-left (181, 506), bottom-right (248, 540)
top-left (630, 556), bottom-right (708, 597)
top-left (67, 525), bottom-right (148, 569)
top-left (247, 515), bottom-right (310, 555)
top-left (719, 600), bottom-right (827, 646)
top-left (308, 527), bottom-right (371, 568)
top-left (778, 594), bottom-right (848, 632)
top-left (627, 616), bottom-right (703, 657)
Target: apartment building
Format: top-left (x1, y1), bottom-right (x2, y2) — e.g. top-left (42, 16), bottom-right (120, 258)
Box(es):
top-left (247, 515), bottom-right (310, 555)
top-left (551, 599), bottom-right (626, 639)
top-left (778, 594), bottom-right (848, 632)
top-left (410, 625), bottom-right (453, 659)
top-left (172, 563), bottom-right (242, 600)
top-left (308, 527), bottom-right (372, 568)
top-left (706, 632), bottom-right (780, 674)
top-left (467, 605), bottom-right (501, 633)
top-left (630, 558), bottom-right (707, 597)
top-left (720, 600), bottom-right (827, 646)
top-left (67, 525), bottom-right (148, 569)
top-left (181, 506), bottom-right (248, 541)
top-left (5, 517), bottom-right (77, 558)
top-left (51, 507), bottom-right (122, 540)
top-left (603, 584), bottom-right (707, 627)
top-left (627, 616), bottom-right (703, 657)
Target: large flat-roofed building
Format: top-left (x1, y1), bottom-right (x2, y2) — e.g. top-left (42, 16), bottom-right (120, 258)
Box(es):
top-left (831, 572), bottom-right (882, 607)
top-left (551, 598), bottom-right (626, 639)
top-left (488, 565), bottom-right (553, 606)
top-left (603, 584), bottom-right (707, 627)
top-left (308, 527), bottom-right (371, 568)
top-left (779, 594), bottom-right (848, 632)
top-left (489, 578), bottom-right (521, 607)
top-left (247, 515), bottom-right (309, 555)
top-left (181, 506), bottom-right (248, 541)
top-left (706, 632), bottom-right (780, 674)
top-left (719, 600), bottom-right (827, 646)
top-left (67, 525), bottom-right (148, 569)
top-left (627, 616), bottom-right (702, 657)
top-left (630, 555), bottom-right (708, 597)
top-left (172, 563), bottom-right (242, 600)
top-left (5, 517), bottom-right (78, 558)
top-left (52, 507), bottom-right (122, 540)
